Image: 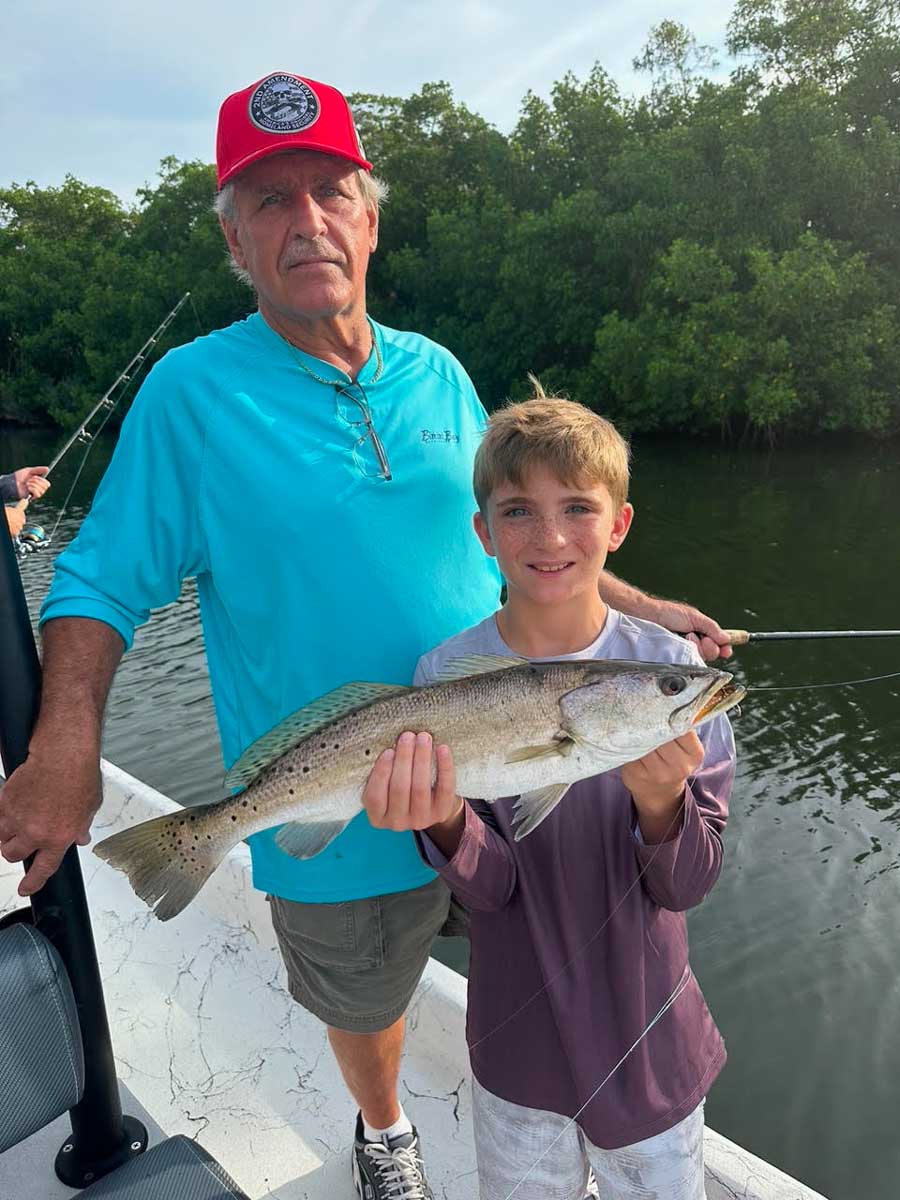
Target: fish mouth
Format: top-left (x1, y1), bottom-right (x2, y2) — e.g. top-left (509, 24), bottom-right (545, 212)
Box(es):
top-left (690, 675), bottom-right (746, 724)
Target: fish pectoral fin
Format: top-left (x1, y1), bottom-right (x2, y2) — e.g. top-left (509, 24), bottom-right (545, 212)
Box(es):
top-left (511, 784), bottom-right (570, 840)
top-left (433, 653), bottom-right (528, 681)
top-left (275, 819), bottom-right (350, 860)
top-left (225, 681), bottom-right (409, 789)
top-left (505, 735), bottom-right (575, 763)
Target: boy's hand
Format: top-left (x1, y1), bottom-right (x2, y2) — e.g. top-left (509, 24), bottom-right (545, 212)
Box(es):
top-left (621, 731), bottom-right (705, 843)
top-left (363, 731), bottom-right (464, 837)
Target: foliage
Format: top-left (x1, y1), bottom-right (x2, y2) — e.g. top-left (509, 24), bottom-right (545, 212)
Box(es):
top-left (1, 0), bottom-right (898, 441)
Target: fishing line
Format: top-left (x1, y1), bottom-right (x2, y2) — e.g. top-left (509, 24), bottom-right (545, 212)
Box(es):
top-left (502, 971), bottom-right (692, 1200)
top-left (481, 808), bottom-right (695, 1199)
top-left (746, 669), bottom-right (900, 693)
top-left (189, 294), bottom-right (205, 334)
top-left (469, 802), bottom-right (686, 1053)
top-left (47, 370), bottom-right (142, 543)
top-left (34, 295), bottom-right (198, 549)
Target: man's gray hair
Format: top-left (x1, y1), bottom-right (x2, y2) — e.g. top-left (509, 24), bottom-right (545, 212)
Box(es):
top-left (213, 168), bottom-right (389, 288)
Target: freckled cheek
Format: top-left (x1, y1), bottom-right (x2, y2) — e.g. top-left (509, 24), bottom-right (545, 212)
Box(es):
top-left (496, 528), bottom-right (533, 558)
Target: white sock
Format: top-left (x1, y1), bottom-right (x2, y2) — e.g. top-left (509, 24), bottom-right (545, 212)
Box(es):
top-left (363, 1107), bottom-right (413, 1144)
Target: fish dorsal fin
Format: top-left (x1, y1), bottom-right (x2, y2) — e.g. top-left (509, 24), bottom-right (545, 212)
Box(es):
top-left (434, 653), bottom-right (528, 681)
top-left (225, 682), bottom-right (408, 789)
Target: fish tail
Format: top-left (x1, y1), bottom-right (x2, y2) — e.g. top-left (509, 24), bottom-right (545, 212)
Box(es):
top-left (93, 800), bottom-right (239, 921)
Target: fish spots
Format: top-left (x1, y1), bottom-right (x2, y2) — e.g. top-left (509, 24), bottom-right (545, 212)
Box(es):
top-left (365, 749), bottom-right (371, 756)
top-left (288, 789), bottom-right (294, 796)
top-left (303, 767), bottom-right (310, 774)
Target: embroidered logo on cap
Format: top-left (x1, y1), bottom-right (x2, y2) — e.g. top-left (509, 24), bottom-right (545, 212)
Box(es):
top-left (248, 74), bottom-right (320, 134)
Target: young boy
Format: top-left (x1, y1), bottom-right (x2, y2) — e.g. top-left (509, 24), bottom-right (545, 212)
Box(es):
top-left (363, 382), bottom-right (735, 1200)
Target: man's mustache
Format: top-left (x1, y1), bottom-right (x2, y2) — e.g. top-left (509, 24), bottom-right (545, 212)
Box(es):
top-left (280, 241), bottom-right (344, 269)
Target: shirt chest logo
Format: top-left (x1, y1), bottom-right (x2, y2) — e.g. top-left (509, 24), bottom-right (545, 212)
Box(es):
top-left (421, 428), bottom-right (460, 445)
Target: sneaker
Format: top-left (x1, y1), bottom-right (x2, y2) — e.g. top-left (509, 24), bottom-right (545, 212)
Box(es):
top-left (352, 1113), bottom-right (433, 1200)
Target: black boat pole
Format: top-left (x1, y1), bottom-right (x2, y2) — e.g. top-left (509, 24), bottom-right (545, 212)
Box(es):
top-left (0, 527), bottom-right (147, 1186)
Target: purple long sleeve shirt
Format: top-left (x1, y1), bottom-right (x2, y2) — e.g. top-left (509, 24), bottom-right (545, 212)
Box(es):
top-left (414, 609), bottom-right (736, 1150)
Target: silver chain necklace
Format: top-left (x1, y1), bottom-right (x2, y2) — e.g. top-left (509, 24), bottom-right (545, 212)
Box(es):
top-left (282, 316), bottom-right (384, 386)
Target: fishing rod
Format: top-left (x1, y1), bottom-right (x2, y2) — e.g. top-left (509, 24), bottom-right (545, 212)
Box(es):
top-left (12, 292), bottom-right (197, 559)
top-left (46, 291), bottom-right (192, 475)
top-left (725, 628), bottom-right (900, 644)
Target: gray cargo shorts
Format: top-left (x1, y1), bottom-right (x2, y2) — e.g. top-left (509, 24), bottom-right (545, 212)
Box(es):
top-left (268, 877), bottom-right (454, 1033)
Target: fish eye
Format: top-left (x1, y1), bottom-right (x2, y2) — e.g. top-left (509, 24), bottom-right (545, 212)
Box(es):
top-left (659, 674), bottom-right (687, 697)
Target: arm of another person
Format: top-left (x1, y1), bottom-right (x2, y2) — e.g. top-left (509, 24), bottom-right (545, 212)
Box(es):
top-left (599, 570), bottom-right (733, 663)
top-left (1, 467), bottom-right (50, 503)
top-left (0, 361), bottom-right (207, 896)
top-left (5, 504), bottom-right (25, 539)
top-left (623, 715), bottom-right (736, 912)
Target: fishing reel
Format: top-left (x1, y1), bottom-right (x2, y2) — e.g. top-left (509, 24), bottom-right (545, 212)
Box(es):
top-left (16, 524), bottom-right (51, 556)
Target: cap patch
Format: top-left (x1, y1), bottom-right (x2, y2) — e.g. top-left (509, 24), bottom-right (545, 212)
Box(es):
top-left (248, 74), bottom-right (321, 134)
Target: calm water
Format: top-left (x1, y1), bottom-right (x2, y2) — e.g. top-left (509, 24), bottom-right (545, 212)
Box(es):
top-left (5, 423), bottom-right (900, 1200)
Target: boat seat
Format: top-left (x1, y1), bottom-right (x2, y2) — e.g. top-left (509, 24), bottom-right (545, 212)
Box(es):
top-left (0, 922), bottom-right (250, 1199)
top-left (81, 1135), bottom-right (249, 1198)
top-left (0, 922), bottom-right (85, 1153)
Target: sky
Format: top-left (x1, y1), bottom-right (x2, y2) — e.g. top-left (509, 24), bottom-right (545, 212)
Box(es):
top-left (1, 1), bottom-right (737, 205)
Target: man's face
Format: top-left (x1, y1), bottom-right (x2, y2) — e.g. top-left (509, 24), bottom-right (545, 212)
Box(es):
top-left (220, 151), bottom-right (378, 326)
top-left (474, 466), bottom-right (633, 610)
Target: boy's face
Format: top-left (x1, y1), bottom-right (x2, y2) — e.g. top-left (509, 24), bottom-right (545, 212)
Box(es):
top-left (474, 466), bottom-right (633, 608)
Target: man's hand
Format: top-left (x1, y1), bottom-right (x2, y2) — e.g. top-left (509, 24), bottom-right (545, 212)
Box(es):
top-left (363, 731), bottom-right (466, 860)
top-left (0, 751), bottom-right (102, 897)
top-left (621, 731), bottom-right (705, 844)
top-left (12, 466), bottom-right (50, 500)
top-left (5, 505), bottom-right (25, 539)
top-left (650, 600), bottom-right (733, 662)
top-left (597, 571), bottom-right (732, 662)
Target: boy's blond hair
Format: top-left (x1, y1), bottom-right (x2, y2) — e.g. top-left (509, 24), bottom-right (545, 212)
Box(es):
top-left (474, 376), bottom-right (630, 511)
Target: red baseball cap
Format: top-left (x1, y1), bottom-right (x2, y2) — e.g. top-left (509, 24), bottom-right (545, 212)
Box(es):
top-left (216, 72), bottom-right (372, 188)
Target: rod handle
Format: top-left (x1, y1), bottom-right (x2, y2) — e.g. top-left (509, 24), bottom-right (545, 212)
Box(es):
top-left (722, 629), bottom-right (750, 645)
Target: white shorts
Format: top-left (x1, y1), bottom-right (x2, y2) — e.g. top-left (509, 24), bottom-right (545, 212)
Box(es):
top-left (472, 1076), bottom-right (706, 1200)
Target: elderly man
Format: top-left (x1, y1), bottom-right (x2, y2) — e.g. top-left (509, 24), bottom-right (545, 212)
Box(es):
top-left (2, 465), bottom-right (50, 538)
top-left (0, 74), bottom-right (730, 1200)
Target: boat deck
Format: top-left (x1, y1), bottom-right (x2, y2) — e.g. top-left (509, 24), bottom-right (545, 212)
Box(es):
top-left (1, 762), bottom-right (827, 1199)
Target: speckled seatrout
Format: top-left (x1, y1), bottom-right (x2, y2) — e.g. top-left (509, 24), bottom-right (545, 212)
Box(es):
top-left (94, 654), bottom-right (744, 920)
